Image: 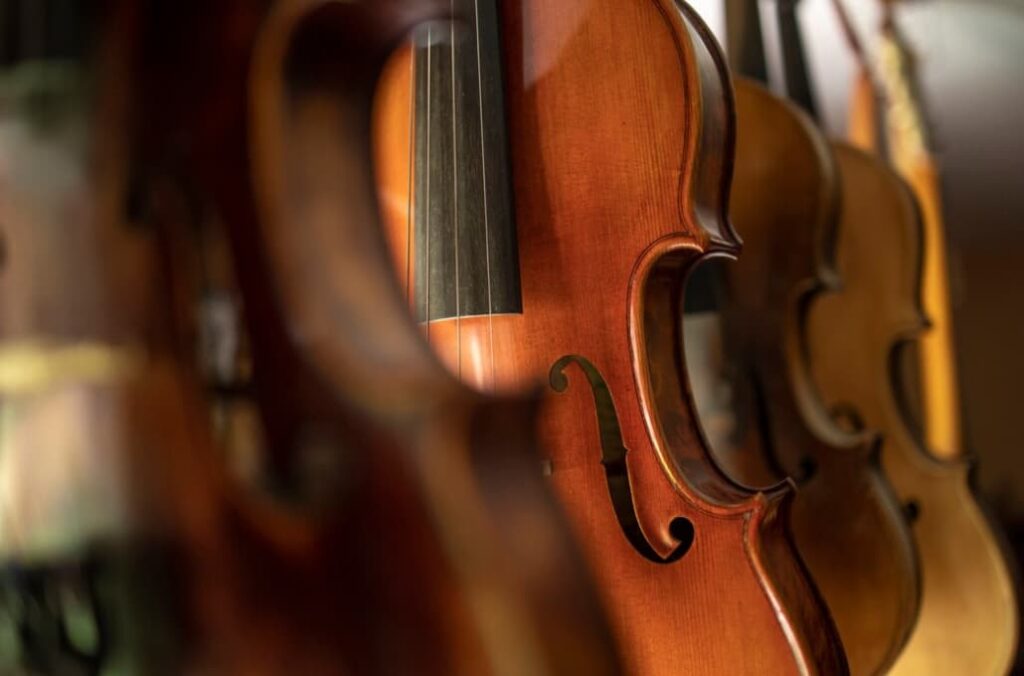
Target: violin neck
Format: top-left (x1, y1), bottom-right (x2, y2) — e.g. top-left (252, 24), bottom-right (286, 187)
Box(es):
top-left (411, 0), bottom-right (521, 323)
top-left (724, 0), bottom-right (769, 85)
top-left (726, 0), bottom-right (818, 121)
top-left (772, 0), bottom-right (817, 118)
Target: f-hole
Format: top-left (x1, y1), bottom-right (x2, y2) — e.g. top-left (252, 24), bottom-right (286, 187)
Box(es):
top-left (549, 355), bottom-right (695, 564)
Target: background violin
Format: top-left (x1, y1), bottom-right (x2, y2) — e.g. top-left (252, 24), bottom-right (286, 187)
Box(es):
top-left (803, 2), bottom-right (1019, 671)
top-left (683, 3), bottom-right (919, 672)
top-left (807, 139), bottom-right (1018, 675)
top-left (686, 78), bottom-right (919, 675)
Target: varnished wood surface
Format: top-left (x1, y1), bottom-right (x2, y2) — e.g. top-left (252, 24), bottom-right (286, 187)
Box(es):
top-left (807, 143), bottom-right (1018, 675)
top-left (376, 2), bottom-right (847, 673)
top-left (715, 80), bottom-right (919, 675)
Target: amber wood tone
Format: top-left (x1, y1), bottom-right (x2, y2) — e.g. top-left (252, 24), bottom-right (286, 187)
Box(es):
top-left (375, 2), bottom-right (847, 674)
top-left (0, 1), bottom-right (621, 673)
top-left (714, 80), bottom-right (919, 676)
top-left (807, 143), bottom-right (1018, 675)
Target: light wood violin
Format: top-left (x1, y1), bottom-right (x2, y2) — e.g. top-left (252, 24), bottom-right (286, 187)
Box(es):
top-left (808, 2), bottom-right (1020, 672)
top-left (834, 2), bottom-right (961, 462)
top-left (375, 0), bottom-right (847, 672)
top-left (808, 140), bottom-right (1018, 676)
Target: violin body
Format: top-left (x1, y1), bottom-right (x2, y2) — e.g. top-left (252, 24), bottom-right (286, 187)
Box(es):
top-left (807, 143), bottom-right (1019, 675)
top-left (711, 80), bottom-right (919, 675)
top-left (376, 1), bottom-right (846, 673)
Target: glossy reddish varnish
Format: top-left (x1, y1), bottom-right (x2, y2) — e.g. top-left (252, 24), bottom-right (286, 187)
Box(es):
top-left (375, 1), bottom-right (847, 673)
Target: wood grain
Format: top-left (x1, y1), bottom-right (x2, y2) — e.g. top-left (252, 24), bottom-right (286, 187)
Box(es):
top-left (376, 2), bottom-right (848, 673)
top-left (807, 143), bottom-right (1018, 675)
top-left (713, 80), bottom-right (919, 675)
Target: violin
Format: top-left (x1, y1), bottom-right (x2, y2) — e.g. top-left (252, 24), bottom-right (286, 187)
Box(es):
top-left (876, 1), bottom-right (962, 461)
top-left (807, 140), bottom-right (1018, 675)
top-left (808, 3), bottom-right (1019, 671)
top-left (681, 3), bottom-right (920, 672)
top-left (0, 1), bottom-right (620, 673)
top-left (374, 0), bottom-right (846, 672)
top-left (696, 77), bottom-right (920, 675)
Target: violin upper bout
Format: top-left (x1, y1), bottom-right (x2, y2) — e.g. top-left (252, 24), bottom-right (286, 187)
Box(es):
top-left (657, 0), bottom-right (742, 253)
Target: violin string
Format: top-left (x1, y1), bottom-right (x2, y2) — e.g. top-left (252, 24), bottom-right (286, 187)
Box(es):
top-left (406, 38), bottom-right (415, 309)
top-left (451, 2), bottom-right (462, 379)
top-left (425, 24), bottom-right (433, 342)
top-left (473, 0), bottom-right (497, 391)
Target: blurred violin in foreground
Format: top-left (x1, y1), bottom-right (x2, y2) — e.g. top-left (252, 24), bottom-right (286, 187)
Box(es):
top-left (0, 0), bottom-right (619, 673)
